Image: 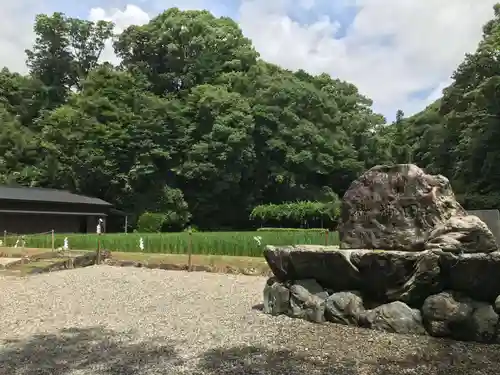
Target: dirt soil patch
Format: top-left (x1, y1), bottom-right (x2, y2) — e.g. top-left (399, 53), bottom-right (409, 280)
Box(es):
top-left (106, 252), bottom-right (272, 276)
top-left (0, 247), bottom-right (50, 258)
top-left (0, 248), bottom-right (271, 277)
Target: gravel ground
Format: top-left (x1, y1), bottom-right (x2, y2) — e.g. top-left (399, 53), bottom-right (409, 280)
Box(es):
top-left (0, 266), bottom-right (499, 375)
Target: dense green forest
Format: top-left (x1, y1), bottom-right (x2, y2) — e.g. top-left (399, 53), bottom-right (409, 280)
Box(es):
top-left (1, 6), bottom-right (499, 230)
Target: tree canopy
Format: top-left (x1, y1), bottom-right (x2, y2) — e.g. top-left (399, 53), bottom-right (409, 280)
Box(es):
top-left (401, 3), bottom-right (500, 208)
top-left (2, 5), bottom-right (500, 230)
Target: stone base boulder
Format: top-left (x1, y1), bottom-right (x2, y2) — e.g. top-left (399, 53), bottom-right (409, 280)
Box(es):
top-left (264, 245), bottom-right (443, 307)
top-left (338, 164), bottom-right (497, 253)
top-left (422, 291), bottom-right (499, 343)
top-left (325, 291), bottom-right (364, 325)
top-left (358, 301), bottom-right (426, 335)
top-left (262, 245), bottom-right (500, 343)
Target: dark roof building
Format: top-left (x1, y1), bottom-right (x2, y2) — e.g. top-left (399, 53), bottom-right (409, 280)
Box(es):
top-left (0, 185), bottom-right (122, 234)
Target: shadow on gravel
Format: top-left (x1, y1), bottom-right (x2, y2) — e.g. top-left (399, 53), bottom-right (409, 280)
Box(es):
top-left (0, 326), bottom-right (183, 375)
top-left (195, 339), bottom-right (500, 375)
top-left (2, 326), bottom-right (500, 375)
top-left (195, 345), bottom-right (359, 375)
top-left (251, 303), bottom-right (264, 311)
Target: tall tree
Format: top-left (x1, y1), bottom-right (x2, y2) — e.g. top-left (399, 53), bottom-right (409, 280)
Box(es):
top-left (403, 3), bottom-right (500, 208)
top-left (25, 12), bottom-right (114, 108)
top-left (0, 7), bottom-right (410, 229)
top-left (114, 8), bottom-right (259, 96)
top-left (0, 68), bottom-right (45, 127)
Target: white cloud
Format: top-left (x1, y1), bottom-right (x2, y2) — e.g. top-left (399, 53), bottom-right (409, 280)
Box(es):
top-left (0, 0), bottom-right (497, 120)
top-left (88, 5), bottom-right (151, 65)
top-left (238, 0), bottom-right (497, 120)
top-left (0, 1), bottom-right (47, 74)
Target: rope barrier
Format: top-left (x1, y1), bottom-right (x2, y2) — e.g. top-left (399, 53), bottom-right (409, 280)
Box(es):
top-left (1, 230), bottom-right (55, 249)
top-left (3, 230), bottom-right (53, 237)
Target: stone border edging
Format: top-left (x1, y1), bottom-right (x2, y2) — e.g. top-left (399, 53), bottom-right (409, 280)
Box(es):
top-left (103, 258), bottom-right (272, 276)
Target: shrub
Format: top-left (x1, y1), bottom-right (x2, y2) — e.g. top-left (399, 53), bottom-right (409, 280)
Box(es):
top-left (136, 212), bottom-right (166, 232)
top-left (456, 193), bottom-right (500, 210)
top-left (250, 200), bottom-right (340, 228)
top-left (156, 186), bottom-right (191, 231)
top-left (257, 228), bottom-right (328, 232)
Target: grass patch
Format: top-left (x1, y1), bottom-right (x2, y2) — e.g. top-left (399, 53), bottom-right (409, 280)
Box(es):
top-left (5, 231), bottom-right (339, 257)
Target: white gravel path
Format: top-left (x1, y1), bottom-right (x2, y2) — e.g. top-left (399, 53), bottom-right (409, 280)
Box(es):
top-left (0, 266), bottom-right (499, 375)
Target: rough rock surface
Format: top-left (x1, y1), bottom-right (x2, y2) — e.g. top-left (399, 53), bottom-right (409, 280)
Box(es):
top-left (262, 273), bottom-right (500, 342)
top-left (422, 291), bottom-right (499, 343)
top-left (439, 251), bottom-right (500, 301)
top-left (261, 164), bottom-right (500, 344)
top-left (264, 246), bottom-right (443, 306)
top-left (358, 301), bottom-right (427, 335)
top-left (264, 245), bottom-right (361, 291)
top-left (426, 215), bottom-right (498, 253)
top-left (325, 291), bottom-right (364, 325)
top-left (263, 245), bottom-right (500, 343)
top-left (338, 164), bottom-right (497, 253)
top-left (289, 279), bottom-right (328, 323)
top-left (263, 277), bottom-right (290, 315)
top-left (495, 295), bottom-right (500, 314)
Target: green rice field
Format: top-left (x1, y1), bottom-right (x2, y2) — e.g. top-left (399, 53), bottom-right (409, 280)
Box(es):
top-left (3, 230), bottom-right (338, 257)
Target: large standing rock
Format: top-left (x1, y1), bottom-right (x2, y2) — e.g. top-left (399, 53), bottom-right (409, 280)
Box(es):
top-left (422, 291), bottom-right (499, 342)
top-left (338, 164), bottom-right (497, 253)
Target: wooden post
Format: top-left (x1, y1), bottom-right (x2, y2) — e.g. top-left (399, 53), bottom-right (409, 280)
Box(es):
top-left (51, 230), bottom-right (55, 251)
top-left (124, 215), bottom-right (128, 234)
top-left (3, 230), bottom-right (6, 247)
top-left (187, 228), bottom-right (193, 272)
top-left (96, 234), bottom-right (101, 265)
top-left (325, 229), bottom-right (329, 246)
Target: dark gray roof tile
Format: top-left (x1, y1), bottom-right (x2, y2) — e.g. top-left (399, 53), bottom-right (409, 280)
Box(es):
top-left (0, 185), bottom-right (112, 206)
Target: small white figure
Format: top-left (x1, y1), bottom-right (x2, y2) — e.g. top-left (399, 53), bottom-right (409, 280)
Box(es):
top-left (97, 218), bottom-right (104, 234)
top-left (253, 236), bottom-right (262, 246)
top-left (63, 237), bottom-right (69, 250)
top-left (14, 239), bottom-right (19, 248)
top-left (139, 237), bottom-right (144, 251)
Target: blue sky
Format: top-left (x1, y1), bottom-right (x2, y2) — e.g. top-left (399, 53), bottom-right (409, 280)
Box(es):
top-left (1, 0), bottom-right (496, 121)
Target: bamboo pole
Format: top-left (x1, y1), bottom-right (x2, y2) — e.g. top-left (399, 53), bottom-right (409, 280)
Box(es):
top-left (51, 230), bottom-right (55, 252)
top-left (96, 234), bottom-right (101, 265)
top-left (187, 229), bottom-right (193, 272)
